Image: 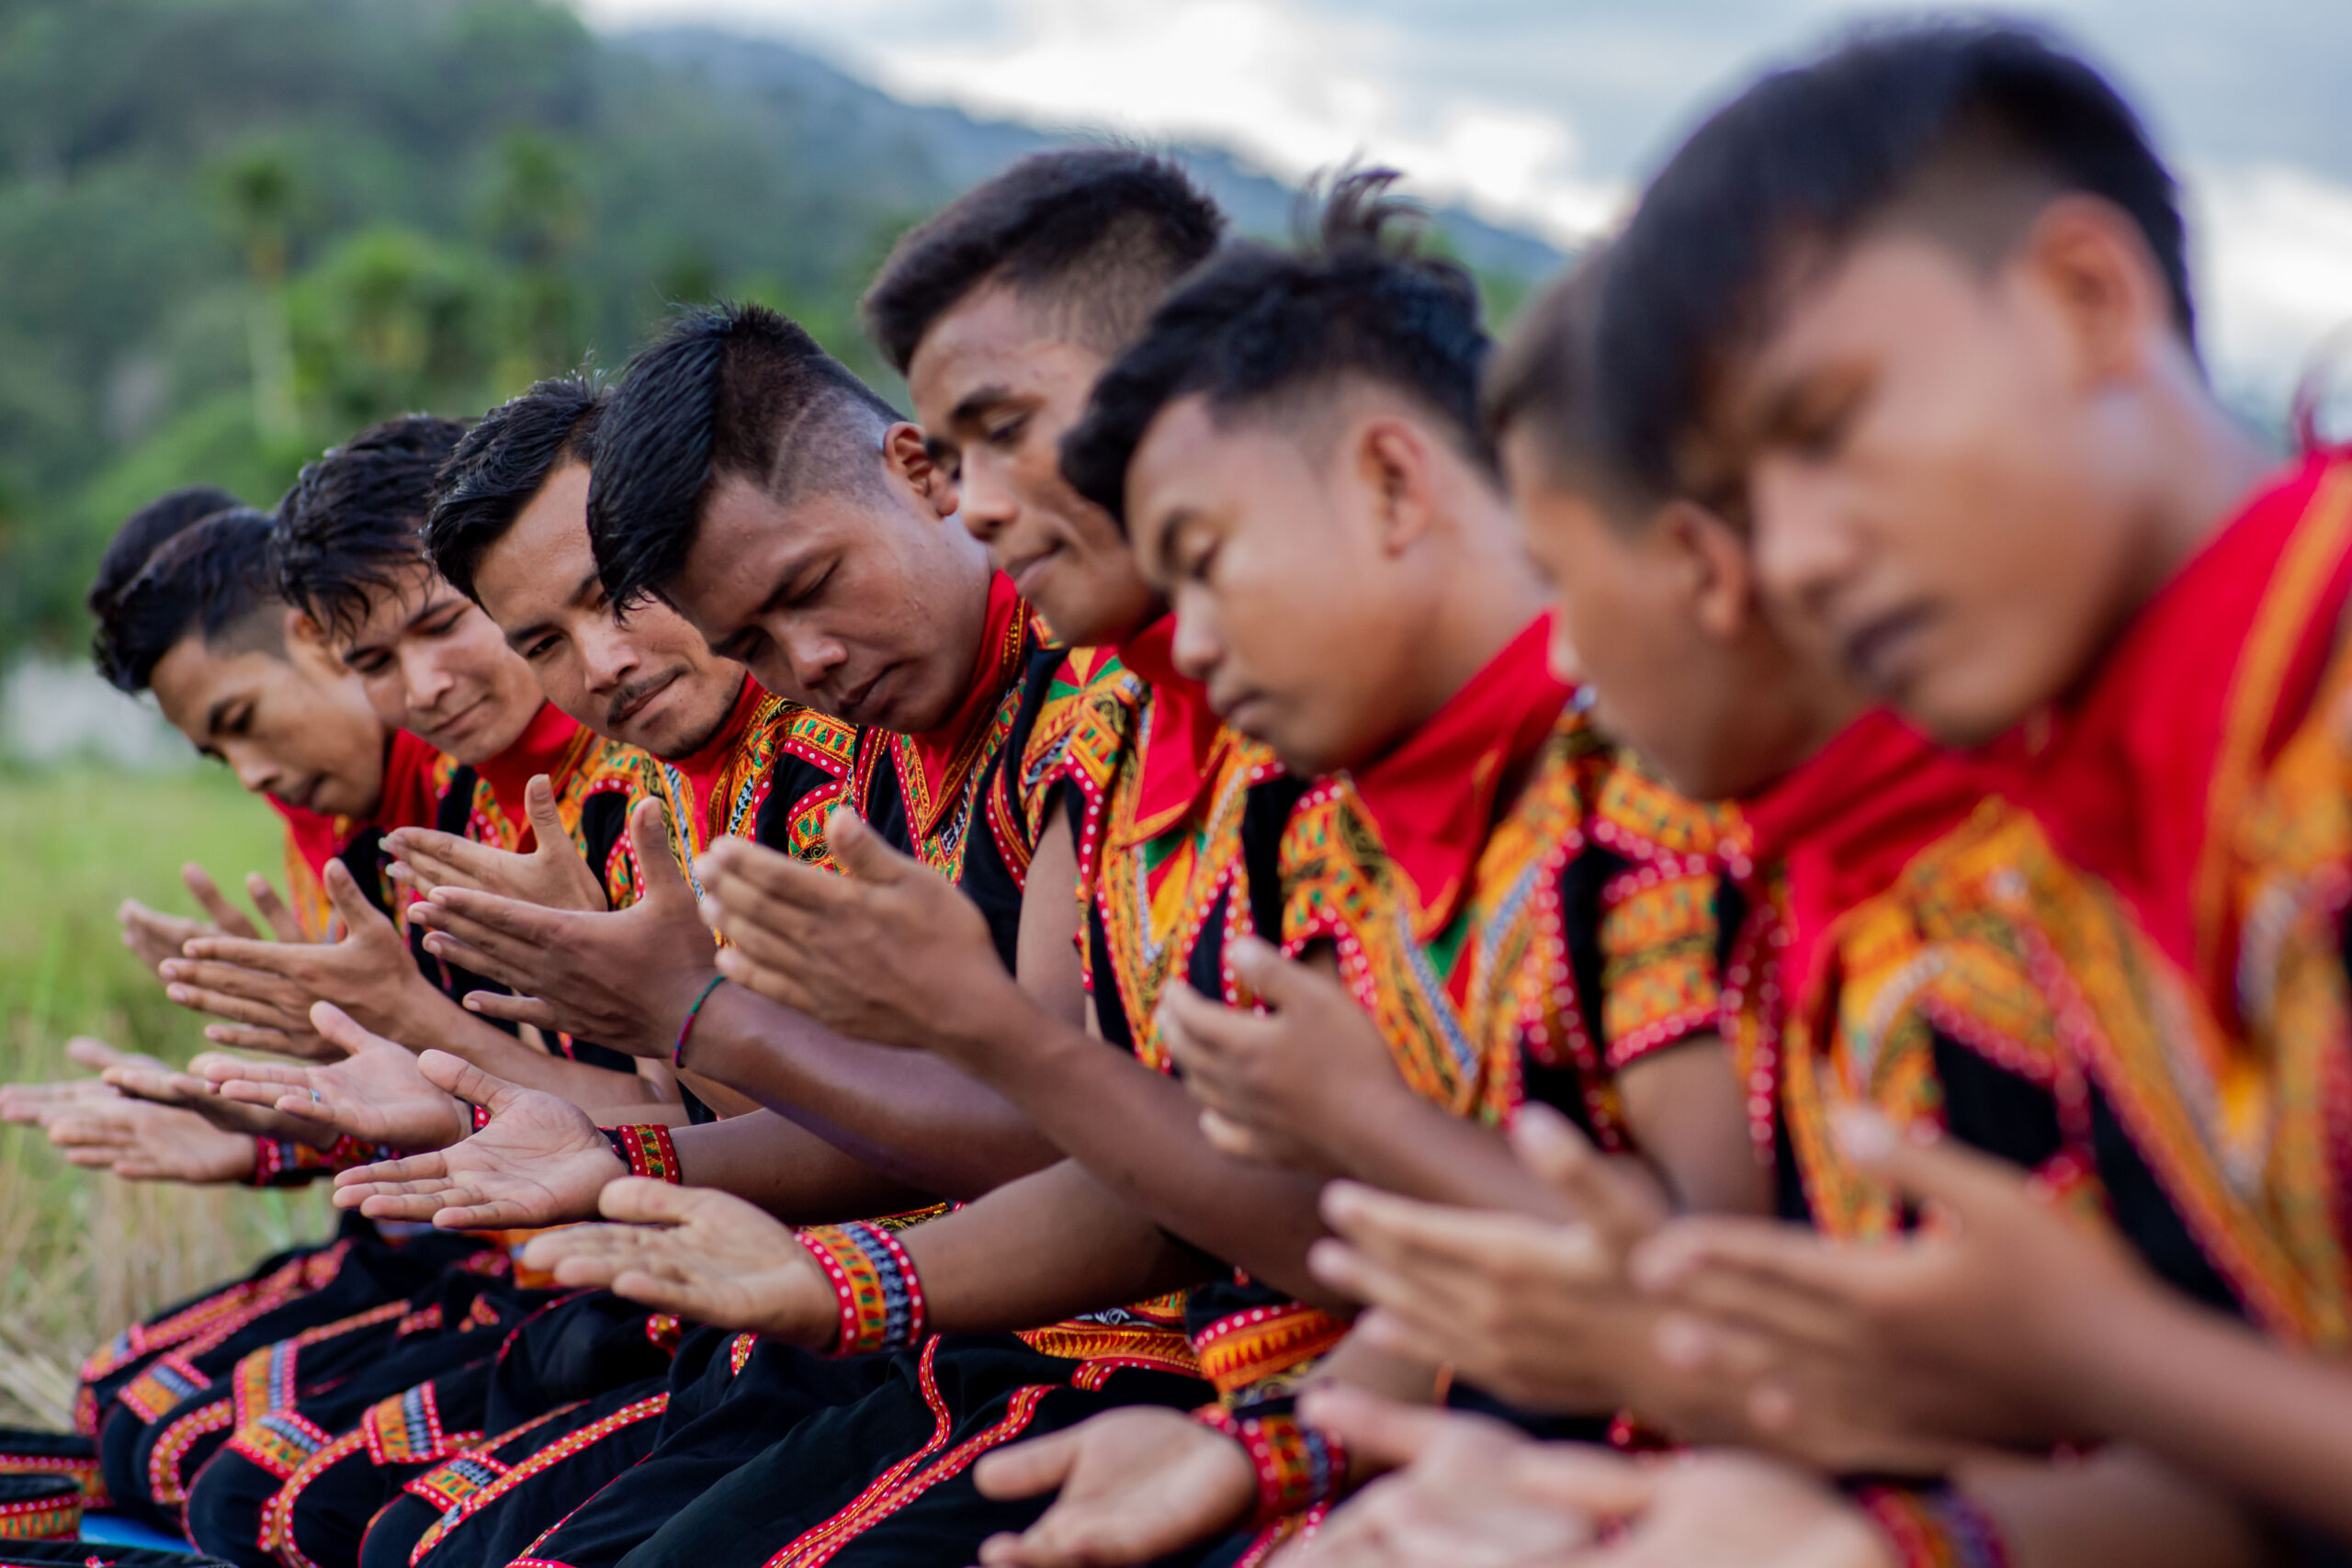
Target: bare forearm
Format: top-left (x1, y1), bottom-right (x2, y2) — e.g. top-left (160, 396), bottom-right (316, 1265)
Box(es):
top-left (1319, 1084), bottom-right (1580, 1219)
top-left (670, 1110), bottom-right (933, 1225)
top-left (434, 1007), bottom-right (660, 1106)
top-left (901, 1158), bottom-right (1215, 1333)
top-left (686, 985), bottom-right (1062, 1198)
top-left (947, 1009), bottom-right (1345, 1306)
top-left (2066, 1282), bottom-right (2352, 1541)
top-left (1959, 1446), bottom-right (2269, 1568)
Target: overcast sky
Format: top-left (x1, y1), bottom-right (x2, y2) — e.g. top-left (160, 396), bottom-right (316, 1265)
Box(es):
top-left (573, 0), bottom-right (2352, 418)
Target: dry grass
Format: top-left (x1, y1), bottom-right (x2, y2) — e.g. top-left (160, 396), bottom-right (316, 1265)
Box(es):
top-left (0, 764), bottom-right (333, 1427)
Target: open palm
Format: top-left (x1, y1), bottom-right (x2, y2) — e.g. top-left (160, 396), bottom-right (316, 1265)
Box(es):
top-left (517, 1179), bottom-right (839, 1340)
top-left (196, 1002), bottom-right (469, 1151)
top-left (334, 1051), bottom-right (624, 1228)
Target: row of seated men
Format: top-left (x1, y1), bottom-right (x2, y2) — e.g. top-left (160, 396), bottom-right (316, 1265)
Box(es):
top-left (3, 19), bottom-right (2351, 1568)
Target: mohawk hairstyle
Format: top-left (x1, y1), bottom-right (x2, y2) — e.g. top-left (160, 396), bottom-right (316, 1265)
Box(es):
top-left (861, 146), bottom-right (1227, 374)
top-left (1595, 19), bottom-right (2194, 497)
top-left (1060, 168), bottom-right (1493, 529)
top-left (589, 302), bottom-right (902, 610)
top-left (277, 414), bottom-right (470, 638)
top-left (88, 486), bottom-right (244, 627)
top-left (94, 508), bottom-right (283, 694)
top-left (427, 377), bottom-right (605, 604)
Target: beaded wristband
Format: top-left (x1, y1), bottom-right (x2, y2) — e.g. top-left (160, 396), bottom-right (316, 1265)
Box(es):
top-left (673, 975), bottom-right (727, 1067)
top-left (601, 1125), bottom-right (683, 1183)
top-left (1192, 1404), bottom-right (1350, 1524)
top-left (795, 1222), bottom-right (927, 1356)
top-left (1854, 1483), bottom-right (2010, 1568)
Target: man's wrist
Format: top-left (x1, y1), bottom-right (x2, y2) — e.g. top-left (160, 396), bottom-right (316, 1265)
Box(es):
top-left (935, 978), bottom-right (1091, 1082)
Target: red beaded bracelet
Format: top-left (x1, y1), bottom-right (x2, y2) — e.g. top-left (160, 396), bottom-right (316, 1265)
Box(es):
top-left (796, 1222), bottom-right (927, 1356)
top-left (1192, 1404), bottom-right (1350, 1524)
top-left (601, 1124), bottom-right (683, 1183)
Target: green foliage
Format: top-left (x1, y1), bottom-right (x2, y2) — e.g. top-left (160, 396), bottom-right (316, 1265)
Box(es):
top-left (0, 0), bottom-right (942, 661)
top-left (0, 764), bottom-right (334, 1404)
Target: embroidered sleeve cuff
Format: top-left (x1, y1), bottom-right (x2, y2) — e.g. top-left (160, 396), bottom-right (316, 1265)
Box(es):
top-left (600, 1125), bottom-right (682, 1183)
top-left (245, 1135), bottom-right (403, 1188)
top-left (1852, 1483), bottom-right (2010, 1568)
top-left (796, 1222), bottom-right (927, 1357)
top-left (1193, 1403), bottom-right (1349, 1525)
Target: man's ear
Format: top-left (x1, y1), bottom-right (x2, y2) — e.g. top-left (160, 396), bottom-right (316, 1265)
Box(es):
top-left (884, 422), bottom-right (960, 520)
top-left (284, 607), bottom-right (345, 676)
top-left (2017, 193), bottom-right (2175, 390)
top-left (1661, 500), bottom-right (1756, 643)
top-left (1357, 418), bottom-right (1440, 556)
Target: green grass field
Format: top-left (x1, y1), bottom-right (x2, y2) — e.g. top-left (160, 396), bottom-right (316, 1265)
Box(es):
top-left (0, 764), bottom-right (334, 1426)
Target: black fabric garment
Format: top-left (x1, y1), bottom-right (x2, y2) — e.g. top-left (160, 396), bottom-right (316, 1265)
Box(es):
top-left (226, 1292), bottom-right (678, 1568)
top-left (616, 1342), bottom-right (1205, 1568)
top-left (409, 1332), bottom-right (889, 1568)
top-left (96, 1227), bottom-right (497, 1530)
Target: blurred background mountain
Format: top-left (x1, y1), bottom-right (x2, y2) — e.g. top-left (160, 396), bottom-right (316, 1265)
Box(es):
top-left (0, 0), bottom-right (1558, 666)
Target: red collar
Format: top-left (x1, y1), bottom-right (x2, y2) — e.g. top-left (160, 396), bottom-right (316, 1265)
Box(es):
top-left (474, 701), bottom-right (592, 848)
top-left (1348, 613), bottom-right (1570, 938)
top-left (1736, 709), bottom-right (1995, 1004)
top-left (904, 571), bottom-right (1030, 830)
top-left (268, 797), bottom-right (351, 881)
top-left (2003, 449), bottom-right (2352, 1003)
top-left (671, 673), bottom-right (763, 812)
top-left (371, 728), bottom-right (448, 835)
top-left (1114, 615), bottom-right (1229, 844)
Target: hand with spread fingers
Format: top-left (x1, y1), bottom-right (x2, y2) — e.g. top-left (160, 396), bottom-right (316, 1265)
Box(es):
top-left (100, 1057), bottom-right (338, 1146)
top-left (517, 1179), bottom-right (838, 1339)
top-left (1286, 1387), bottom-right (1603, 1568)
top-left (1161, 935), bottom-right (1406, 1174)
top-left (46, 1099), bottom-right (259, 1185)
top-left (695, 808), bottom-right (1012, 1055)
top-left (1626, 1111), bottom-right (2123, 1465)
top-left (0, 1037), bottom-right (150, 1126)
top-left (406, 796), bottom-right (717, 1056)
top-left (119, 862), bottom-right (307, 973)
top-left (386, 773), bottom-right (610, 913)
top-left (1304, 1102), bottom-right (1679, 1417)
top-left (333, 1051), bottom-right (625, 1229)
top-left (971, 1406), bottom-right (1257, 1568)
top-left (164, 858), bottom-right (438, 1057)
top-left (195, 1001), bottom-right (471, 1152)
top-left (1485, 1445), bottom-right (1891, 1568)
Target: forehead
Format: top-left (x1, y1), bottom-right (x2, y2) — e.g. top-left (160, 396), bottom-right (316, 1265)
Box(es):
top-left (905, 287), bottom-right (1101, 419)
top-left (341, 561), bottom-right (442, 644)
top-left (1128, 396), bottom-right (1308, 534)
top-left (148, 637), bottom-right (284, 721)
top-left (1745, 233), bottom-right (1996, 390)
top-left (473, 463), bottom-right (595, 617)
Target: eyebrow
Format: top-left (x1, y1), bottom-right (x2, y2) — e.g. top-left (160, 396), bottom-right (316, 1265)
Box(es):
top-left (1149, 507), bottom-right (1203, 580)
top-left (201, 692), bottom-right (244, 739)
top-left (948, 385), bottom-right (1022, 430)
top-left (403, 592), bottom-right (466, 633)
top-left (711, 550), bottom-right (821, 660)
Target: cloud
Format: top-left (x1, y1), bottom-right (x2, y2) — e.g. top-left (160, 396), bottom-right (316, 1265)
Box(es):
top-left (574, 0), bottom-right (2352, 412)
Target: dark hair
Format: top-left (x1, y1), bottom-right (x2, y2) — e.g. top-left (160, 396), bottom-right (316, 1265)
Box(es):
top-left (427, 378), bottom-right (605, 604)
top-left (88, 486), bottom-right (243, 625)
top-left (94, 508), bottom-right (283, 694)
top-left (277, 414), bottom-right (470, 637)
top-left (1060, 169), bottom-right (1493, 528)
top-left (861, 147), bottom-right (1227, 374)
top-left (589, 302), bottom-right (902, 609)
top-left (1596, 19), bottom-right (2193, 497)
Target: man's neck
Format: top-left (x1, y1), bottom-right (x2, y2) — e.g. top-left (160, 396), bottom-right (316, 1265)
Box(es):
top-left (1398, 502), bottom-right (1553, 743)
top-left (2124, 375), bottom-right (2278, 615)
